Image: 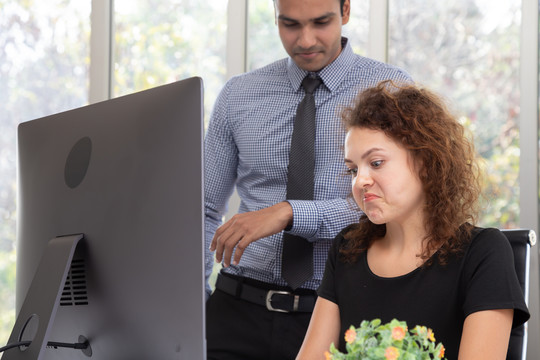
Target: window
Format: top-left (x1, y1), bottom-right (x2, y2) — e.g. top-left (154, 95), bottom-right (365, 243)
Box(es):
top-left (389, 0), bottom-right (522, 228)
top-left (247, 0), bottom-right (286, 70)
top-left (113, 0), bottom-right (227, 123)
top-left (0, 0), bottom-right (90, 343)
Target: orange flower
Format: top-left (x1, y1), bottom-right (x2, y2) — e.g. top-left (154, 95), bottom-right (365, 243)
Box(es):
top-left (438, 345), bottom-right (446, 359)
top-left (324, 350), bottom-right (333, 360)
top-left (344, 328), bottom-right (356, 344)
top-left (384, 346), bottom-right (400, 360)
top-left (391, 326), bottom-right (406, 341)
top-left (427, 328), bottom-right (436, 342)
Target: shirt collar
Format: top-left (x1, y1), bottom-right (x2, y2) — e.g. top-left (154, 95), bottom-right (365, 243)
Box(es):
top-left (287, 37), bottom-right (355, 93)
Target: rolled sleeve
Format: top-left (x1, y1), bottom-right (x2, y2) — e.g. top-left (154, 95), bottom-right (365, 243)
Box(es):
top-left (287, 198), bottom-right (361, 240)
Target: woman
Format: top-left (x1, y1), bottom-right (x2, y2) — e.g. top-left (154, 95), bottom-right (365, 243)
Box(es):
top-left (296, 81), bottom-right (529, 359)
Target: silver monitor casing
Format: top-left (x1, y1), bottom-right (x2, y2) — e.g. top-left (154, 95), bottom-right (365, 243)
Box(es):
top-left (6, 77), bottom-right (205, 360)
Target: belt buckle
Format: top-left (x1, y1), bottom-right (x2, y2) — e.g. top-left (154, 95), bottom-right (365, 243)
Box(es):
top-left (265, 290), bottom-right (299, 313)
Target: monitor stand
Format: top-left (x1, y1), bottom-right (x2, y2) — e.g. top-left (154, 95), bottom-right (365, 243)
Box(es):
top-left (3, 234), bottom-right (89, 359)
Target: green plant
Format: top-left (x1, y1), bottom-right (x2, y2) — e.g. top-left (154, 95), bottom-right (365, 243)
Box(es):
top-left (326, 319), bottom-right (446, 360)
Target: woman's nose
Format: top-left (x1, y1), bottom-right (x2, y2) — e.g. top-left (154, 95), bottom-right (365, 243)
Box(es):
top-left (353, 168), bottom-right (372, 189)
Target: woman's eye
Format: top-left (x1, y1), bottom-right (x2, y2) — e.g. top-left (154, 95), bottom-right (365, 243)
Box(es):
top-left (346, 168), bottom-right (358, 176)
top-left (371, 160), bottom-right (383, 168)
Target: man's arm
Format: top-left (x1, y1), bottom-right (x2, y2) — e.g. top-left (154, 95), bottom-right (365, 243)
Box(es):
top-left (210, 197), bottom-right (361, 268)
top-left (287, 197), bottom-right (361, 239)
top-left (204, 83), bottom-right (238, 295)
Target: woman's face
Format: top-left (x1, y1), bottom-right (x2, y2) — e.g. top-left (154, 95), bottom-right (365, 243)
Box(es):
top-left (344, 127), bottom-right (426, 226)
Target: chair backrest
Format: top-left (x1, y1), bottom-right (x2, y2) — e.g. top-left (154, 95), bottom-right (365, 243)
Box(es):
top-left (501, 229), bottom-right (537, 360)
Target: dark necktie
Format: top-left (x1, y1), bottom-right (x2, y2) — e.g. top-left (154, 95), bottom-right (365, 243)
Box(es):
top-left (281, 75), bottom-right (322, 290)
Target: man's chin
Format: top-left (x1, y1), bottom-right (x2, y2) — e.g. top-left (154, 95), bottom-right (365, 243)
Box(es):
top-left (291, 53), bottom-right (327, 72)
top-left (295, 60), bottom-right (325, 73)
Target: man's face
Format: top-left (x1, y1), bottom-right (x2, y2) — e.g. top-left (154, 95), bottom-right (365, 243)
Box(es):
top-left (274, 0), bottom-right (350, 72)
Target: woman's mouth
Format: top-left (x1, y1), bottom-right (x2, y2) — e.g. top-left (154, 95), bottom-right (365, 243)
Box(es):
top-left (363, 193), bottom-right (379, 202)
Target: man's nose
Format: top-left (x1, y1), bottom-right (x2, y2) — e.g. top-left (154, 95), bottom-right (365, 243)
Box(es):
top-left (297, 26), bottom-right (317, 49)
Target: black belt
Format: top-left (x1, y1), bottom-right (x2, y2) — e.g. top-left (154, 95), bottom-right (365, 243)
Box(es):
top-left (215, 274), bottom-right (317, 313)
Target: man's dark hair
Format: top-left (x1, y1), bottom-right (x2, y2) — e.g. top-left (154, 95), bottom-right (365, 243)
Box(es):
top-left (273, 0), bottom-right (346, 16)
top-left (339, 0), bottom-right (346, 14)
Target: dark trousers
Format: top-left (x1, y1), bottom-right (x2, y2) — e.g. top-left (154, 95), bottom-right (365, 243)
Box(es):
top-left (206, 289), bottom-right (313, 360)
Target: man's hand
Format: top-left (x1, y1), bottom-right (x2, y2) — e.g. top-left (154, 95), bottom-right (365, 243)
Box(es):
top-left (210, 202), bottom-right (293, 267)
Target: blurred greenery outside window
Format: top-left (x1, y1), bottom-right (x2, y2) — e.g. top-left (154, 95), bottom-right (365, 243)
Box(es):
top-left (113, 0), bottom-right (228, 125)
top-left (388, 0), bottom-right (522, 227)
top-left (0, 0), bottom-right (90, 345)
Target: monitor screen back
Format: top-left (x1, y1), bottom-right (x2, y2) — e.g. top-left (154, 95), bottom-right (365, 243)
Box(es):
top-left (15, 77), bottom-right (205, 360)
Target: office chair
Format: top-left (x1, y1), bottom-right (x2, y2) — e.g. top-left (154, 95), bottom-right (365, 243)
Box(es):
top-left (501, 228), bottom-right (537, 360)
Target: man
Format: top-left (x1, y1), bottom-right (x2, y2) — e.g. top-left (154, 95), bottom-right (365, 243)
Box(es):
top-left (205, 0), bottom-right (411, 359)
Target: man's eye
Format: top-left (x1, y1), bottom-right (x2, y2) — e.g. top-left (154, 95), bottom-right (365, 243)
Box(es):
top-left (282, 22), bottom-right (299, 27)
top-left (315, 20), bottom-right (330, 26)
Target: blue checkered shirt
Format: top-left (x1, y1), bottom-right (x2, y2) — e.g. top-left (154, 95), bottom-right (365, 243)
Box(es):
top-left (204, 38), bottom-right (411, 294)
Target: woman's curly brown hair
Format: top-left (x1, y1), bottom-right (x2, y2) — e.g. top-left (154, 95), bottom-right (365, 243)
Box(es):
top-left (340, 80), bottom-right (482, 265)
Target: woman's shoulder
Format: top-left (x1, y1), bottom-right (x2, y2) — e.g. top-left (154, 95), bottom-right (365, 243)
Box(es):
top-left (468, 227), bottom-right (509, 248)
top-left (463, 226), bottom-right (513, 263)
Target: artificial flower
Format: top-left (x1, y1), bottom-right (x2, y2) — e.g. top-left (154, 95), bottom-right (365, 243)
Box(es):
top-left (326, 319), bottom-right (448, 360)
top-left (391, 326), bottom-right (406, 341)
top-left (384, 346), bottom-right (399, 360)
top-left (344, 328), bottom-right (356, 344)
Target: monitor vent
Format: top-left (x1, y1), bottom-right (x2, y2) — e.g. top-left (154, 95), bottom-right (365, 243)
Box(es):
top-left (60, 258), bottom-right (89, 306)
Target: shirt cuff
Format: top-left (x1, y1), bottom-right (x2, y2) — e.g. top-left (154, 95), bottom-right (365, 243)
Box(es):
top-left (286, 200), bottom-right (319, 239)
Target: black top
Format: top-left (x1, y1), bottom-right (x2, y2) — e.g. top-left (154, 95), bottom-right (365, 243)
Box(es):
top-left (318, 226), bottom-right (530, 358)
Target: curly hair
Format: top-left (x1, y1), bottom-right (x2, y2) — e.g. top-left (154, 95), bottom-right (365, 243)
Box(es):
top-left (340, 80), bottom-right (482, 265)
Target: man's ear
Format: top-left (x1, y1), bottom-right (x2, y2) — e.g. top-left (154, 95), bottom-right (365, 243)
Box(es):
top-left (342, 0), bottom-right (351, 25)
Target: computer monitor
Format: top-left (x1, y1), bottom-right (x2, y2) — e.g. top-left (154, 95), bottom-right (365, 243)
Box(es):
top-left (3, 77), bottom-right (205, 359)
